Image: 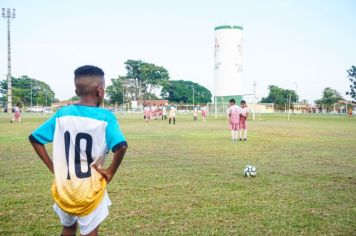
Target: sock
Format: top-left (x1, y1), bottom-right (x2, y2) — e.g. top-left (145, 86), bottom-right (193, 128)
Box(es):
top-left (169, 118), bottom-right (171, 124)
top-left (234, 130), bottom-right (238, 140)
top-left (231, 130), bottom-right (235, 140)
top-left (239, 130), bottom-right (242, 139)
top-left (244, 129), bottom-right (247, 139)
top-left (173, 117), bottom-right (176, 124)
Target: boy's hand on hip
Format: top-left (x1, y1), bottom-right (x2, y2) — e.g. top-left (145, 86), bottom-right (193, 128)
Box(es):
top-left (93, 165), bottom-right (114, 183)
top-left (94, 146), bottom-right (127, 184)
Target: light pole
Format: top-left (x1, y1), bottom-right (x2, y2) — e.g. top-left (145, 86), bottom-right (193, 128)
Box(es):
top-left (2, 8), bottom-right (16, 113)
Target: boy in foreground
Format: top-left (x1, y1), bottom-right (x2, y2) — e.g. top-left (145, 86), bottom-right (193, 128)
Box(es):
top-left (239, 100), bottom-right (248, 141)
top-left (29, 65), bottom-right (128, 236)
top-left (228, 98), bottom-right (240, 141)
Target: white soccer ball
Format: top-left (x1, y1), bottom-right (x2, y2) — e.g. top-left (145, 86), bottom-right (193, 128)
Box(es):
top-left (244, 165), bottom-right (257, 177)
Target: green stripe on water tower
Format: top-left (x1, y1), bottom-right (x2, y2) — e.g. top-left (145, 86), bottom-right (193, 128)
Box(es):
top-left (214, 25), bottom-right (243, 31)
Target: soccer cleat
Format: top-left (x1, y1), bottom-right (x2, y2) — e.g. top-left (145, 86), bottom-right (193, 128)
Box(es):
top-left (239, 138), bottom-right (242, 141)
top-left (244, 138), bottom-right (247, 141)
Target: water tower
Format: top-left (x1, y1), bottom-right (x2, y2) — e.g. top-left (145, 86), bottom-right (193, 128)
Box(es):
top-left (214, 25), bottom-right (243, 105)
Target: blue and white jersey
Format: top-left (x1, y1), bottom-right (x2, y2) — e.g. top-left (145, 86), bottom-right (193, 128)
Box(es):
top-left (30, 104), bottom-right (127, 216)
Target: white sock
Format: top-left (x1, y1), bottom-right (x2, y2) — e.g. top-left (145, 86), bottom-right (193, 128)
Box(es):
top-left (239, 130), bottom-right (242, 139)
top-left (234, 130), bottom-right (238, 140)
top-left (244, 129), bottom-right (247, 139)
top-left (231, 130), bottom-right (234, 140)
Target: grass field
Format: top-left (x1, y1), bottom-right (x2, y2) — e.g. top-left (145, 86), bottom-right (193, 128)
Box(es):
top-left (0, 113), bottom-right (355, 235)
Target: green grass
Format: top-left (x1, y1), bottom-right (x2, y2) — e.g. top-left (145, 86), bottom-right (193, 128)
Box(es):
top-left (0, 113), bottom-right (355, 235)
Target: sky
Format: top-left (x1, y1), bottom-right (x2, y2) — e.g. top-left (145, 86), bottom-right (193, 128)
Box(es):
top-left (0, 0), bottom-right (355, 102)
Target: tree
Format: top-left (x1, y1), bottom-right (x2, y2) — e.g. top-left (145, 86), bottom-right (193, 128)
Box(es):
top-left (0, 75), bottom-right (56, 107)
top-left (260, 85), bottom-right (298, 110)
top-left (106, 76), bottom-right (125, 104)
top-left (346, 65), bottom-right (356, 101)
top-left (315, 87), bottom-right (343, 112)
top-left (124, 60), bottom-right (169, 101)
top-left (160, 80), bottom-right (212, 104)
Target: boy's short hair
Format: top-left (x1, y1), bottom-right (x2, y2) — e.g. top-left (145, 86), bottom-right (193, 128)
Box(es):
top-left (229, 98), bottom-right (235, 104)
top-left (240, 100), bottom-right (246, 104)
top-left (74, 65), bottom-right (104, 79)
top-left (74, 65), bottom-right (105, 96)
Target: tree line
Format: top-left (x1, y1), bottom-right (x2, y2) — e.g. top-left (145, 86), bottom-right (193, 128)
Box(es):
top-left (106, 60), bottom-right (212, 105)
top-left (1, 64), bottom-right (355, 108)
top-left (0, 75), bottom-right (56, 107)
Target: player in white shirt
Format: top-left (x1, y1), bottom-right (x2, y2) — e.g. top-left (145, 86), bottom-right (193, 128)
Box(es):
top-left (239, 100), bottom-right (248, 141)
top-left (162, 106), bottom-right (167, 120)
top-left (193, 107), bottom-right (198, 121)
top-left (29, 65), bottom-right (128, 236)
top-left (169, 104), bottom-right (176, 124)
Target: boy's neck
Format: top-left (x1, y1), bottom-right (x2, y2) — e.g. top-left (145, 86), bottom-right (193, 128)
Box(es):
top-left (78, 96), bottom-right (99, 107)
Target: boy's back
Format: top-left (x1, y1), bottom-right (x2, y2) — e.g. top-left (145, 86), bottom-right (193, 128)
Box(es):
top-left (229, 104), bottom-right (240, 124)
top-left (29, 65), bottom-right (128, 235)
top-left (30, 104), bottom-right (126, 216)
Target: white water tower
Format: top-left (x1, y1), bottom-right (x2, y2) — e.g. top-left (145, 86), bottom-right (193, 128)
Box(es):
top-left (214, 25), bottom-right (243, 104)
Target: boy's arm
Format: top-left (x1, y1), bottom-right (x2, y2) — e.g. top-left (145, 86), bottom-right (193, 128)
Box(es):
top-left (30, 140), bottom-right (54, 174)
top-left (94, 145), bottom-right (127, 183)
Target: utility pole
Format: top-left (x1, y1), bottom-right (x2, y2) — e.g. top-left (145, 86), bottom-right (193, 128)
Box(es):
top-left (214, 96), bottom-right (217, 119)
top-left (122, 83), bottom-right (125, 111)
top-left (288, 93), bottom-right (291, 121)
top-left (294, 81), bottom-right (298, 103)
top-left (253, 81), bottom-right (257, 120)
top-left (192, 84), bottom-right (195, 107)
top-left (30, 81), bottom-right (33, 108)
top-left (2, 8), bottom-right (16, 113)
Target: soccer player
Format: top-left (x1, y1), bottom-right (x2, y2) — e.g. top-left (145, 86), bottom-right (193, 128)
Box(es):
top-left (144, 106), bottom-right (149, 120)
top-left (239, 100), bottom-right (248, 141)
top-left (348, 106), bottom-right (353, 118)
top-left (11, 103), bottom-right (21, 123)
top-left (162, 106), bottom-right (167, 120)
top-left (169, 103), bottom-right (176, 124)
top-left (193, 107), bottom-right (198, 121)
top-left (29, 65), bottom-right (128, 236)
top-left (201, 106), bottom-right (208, 122)
top-left (228, 98), bottom-right (240, 141)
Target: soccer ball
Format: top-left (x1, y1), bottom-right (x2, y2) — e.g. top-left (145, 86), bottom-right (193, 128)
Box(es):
top-left (244, 165), bottom-right (256, 177)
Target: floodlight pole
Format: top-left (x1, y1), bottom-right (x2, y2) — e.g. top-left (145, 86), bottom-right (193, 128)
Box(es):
top-left (2, 8), bottom-right (16, 113)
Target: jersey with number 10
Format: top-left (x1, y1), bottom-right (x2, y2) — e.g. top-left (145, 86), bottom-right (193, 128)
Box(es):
top-left (30, 105), bottom-right (127, 216)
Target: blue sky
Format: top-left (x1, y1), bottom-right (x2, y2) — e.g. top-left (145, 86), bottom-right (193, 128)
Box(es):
top-left (1, 0), bottom-right (355, 102)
